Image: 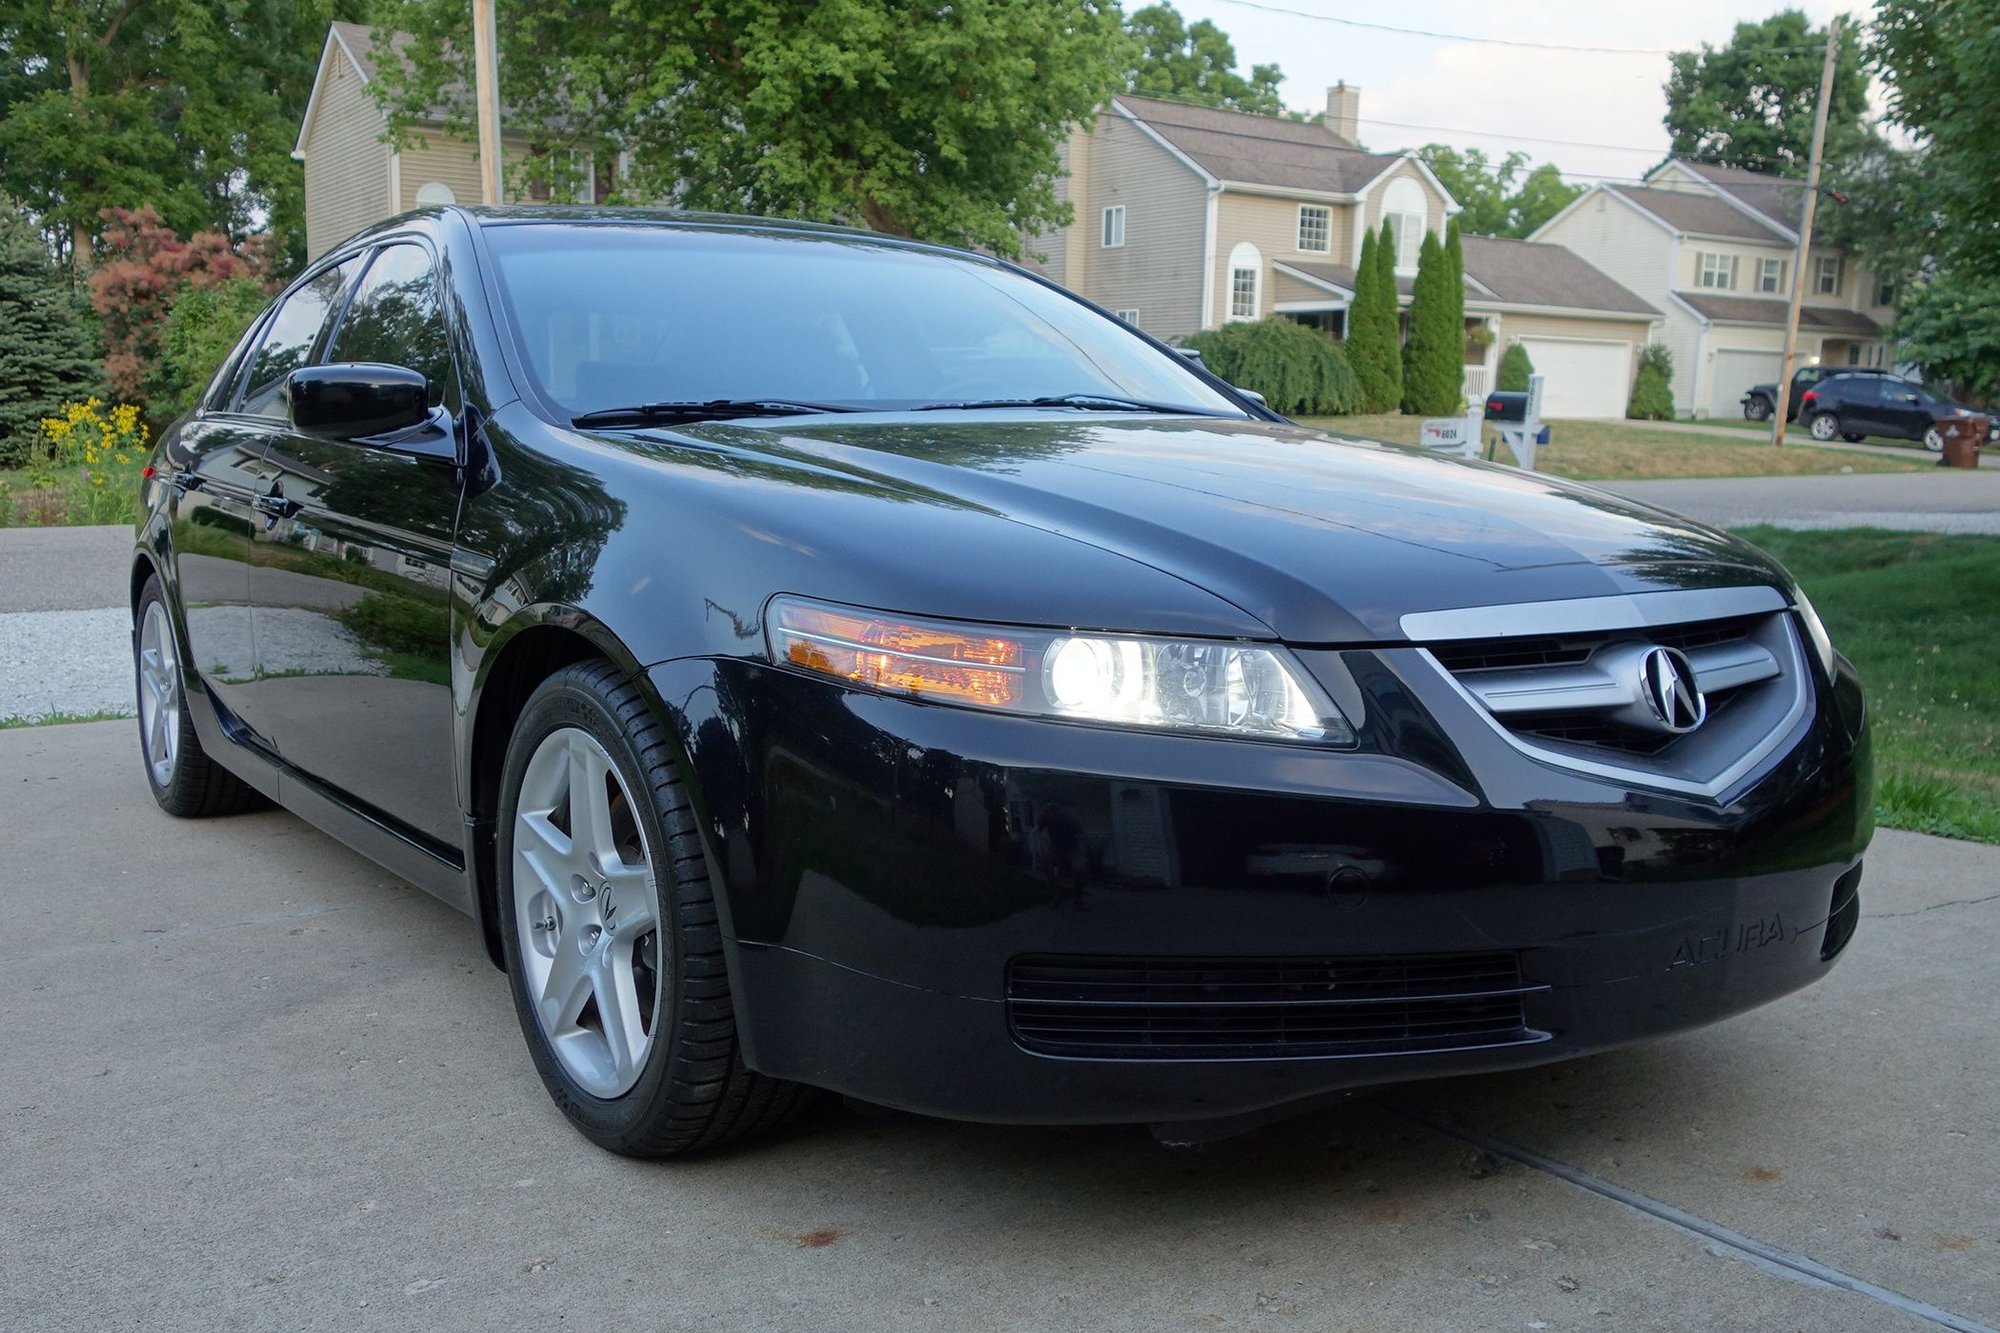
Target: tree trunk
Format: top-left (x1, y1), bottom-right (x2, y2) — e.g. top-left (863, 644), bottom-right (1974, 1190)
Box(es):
top-left (66, 53), bottom-right (92, 269)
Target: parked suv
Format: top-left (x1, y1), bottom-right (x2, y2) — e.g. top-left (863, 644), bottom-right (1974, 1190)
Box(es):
top-left (1741, 365), bottom-right (1894, 422)
top-left (1799, 375), bottom-right (1998, 451)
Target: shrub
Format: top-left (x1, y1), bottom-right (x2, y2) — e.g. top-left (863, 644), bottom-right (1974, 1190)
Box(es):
top-left (1180, 318), bottom-right (1364, 416)
top-left (339, 591), bottom-right (450, 658)
top-left (1497, 341), bottom-right (1534, 392)
top-left (1400, 230), bottom-right (1461, 415)
top-left (151, 277), bottom-right (271, 421)
top-left (0, 205), bottom-right (105, 466)
top-left (1626, 342), bottom-right (1675, 420)
top-left (87, 205), bottom-right (265, 416)
top-left (24, 398), bottom-right (151, 526)
top-left (1347, 226), bottom-right (1399, 412)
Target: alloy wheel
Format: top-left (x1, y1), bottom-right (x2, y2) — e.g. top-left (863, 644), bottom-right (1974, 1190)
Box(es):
top-left (511, 726), bottom-right (664, 1098)
top-left (1923, 427), bottom-right (1944, 453)
top-left (1809, 414), bottom-right (1838, 441)
top-left (137, 600), bottom-right (181, 789)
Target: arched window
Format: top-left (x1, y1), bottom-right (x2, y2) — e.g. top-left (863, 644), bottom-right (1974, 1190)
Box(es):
top-left (1227, 241), bottom-right (1262, 321)
top-left (1381, 177), bottom-right (1427, 272)
top-left (414, 181), bottom-right (457, 206)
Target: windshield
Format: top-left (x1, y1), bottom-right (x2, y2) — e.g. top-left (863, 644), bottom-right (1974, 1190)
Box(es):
top-left (483, 224), bottom-right (1243, 420)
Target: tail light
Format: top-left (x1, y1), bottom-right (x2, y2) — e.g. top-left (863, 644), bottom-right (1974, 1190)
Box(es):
top-left (1800, 390), bottom-right (1818, 409)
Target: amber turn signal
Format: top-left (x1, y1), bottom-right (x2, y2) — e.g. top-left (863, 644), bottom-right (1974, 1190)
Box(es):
top-left (768, 598), bottom-right (1025, 708)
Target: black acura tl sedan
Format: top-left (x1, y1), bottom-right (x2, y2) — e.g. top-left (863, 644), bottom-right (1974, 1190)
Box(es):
top-left (131, 208), bottom-right (1871, 1156)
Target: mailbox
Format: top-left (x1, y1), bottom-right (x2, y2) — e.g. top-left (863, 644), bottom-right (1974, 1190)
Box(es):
top-left (1485, 392), bottom-right (1529, 423)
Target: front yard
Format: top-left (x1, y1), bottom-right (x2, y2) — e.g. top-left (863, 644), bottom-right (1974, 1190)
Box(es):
top-left (1297, 414), bottom-right (1930, 481)
top-left (1736, 526), bottom-right (2000, 844)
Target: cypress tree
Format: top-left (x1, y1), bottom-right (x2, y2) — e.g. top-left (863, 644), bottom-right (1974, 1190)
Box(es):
top-left (1445, 216), bottom-right (1467, 406)
top-left (1347, 226), bottom-right (1397, 412)
top-left (1373, 219), bottom-right (1402, 409)
top-left (0, 205), bottom-right (104, 465)
top-left (1401, 230), bottom-right (1460, 415)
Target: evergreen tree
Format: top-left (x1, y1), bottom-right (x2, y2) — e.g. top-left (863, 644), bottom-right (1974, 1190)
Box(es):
top-left (1498, 341), bottom-right (1534, 392)
top-left (0, 205), bottom-right (105, 465)
top-left (1445, 217), bottom-right (1467, 400)
top-left (1373, 219), bottom-right (1402, 408)
top-left (1347, 226), bottom-right (1397, 412)
top-left (1401, 231), bottom-right (1459, 415)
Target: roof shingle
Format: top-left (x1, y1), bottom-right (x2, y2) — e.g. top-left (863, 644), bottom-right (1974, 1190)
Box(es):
top-left (1612, 185), bottom-right (1790, 242)
top-left (1459, 236), bottom-right (1657, 316)
top-left (1677, 293), bottom-right (1880, 336)
top-left (1114, 95), bottom-right (1404, 195)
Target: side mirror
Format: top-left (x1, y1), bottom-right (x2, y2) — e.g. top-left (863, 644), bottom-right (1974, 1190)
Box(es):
top-left (1175, 347), bottom-right (1206, 367)
top-left (286, 364), bottom-right (433, 441)
top-left (1235, 386), bottom-right (1268, 407)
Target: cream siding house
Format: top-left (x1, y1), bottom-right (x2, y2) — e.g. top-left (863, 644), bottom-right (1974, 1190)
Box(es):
top-left (293, 22), bottom-right (545, 259)
top-left (1534, 159), bottom-right (1893, 417)
top-left (1028, 89), bottom-right (1659, 416)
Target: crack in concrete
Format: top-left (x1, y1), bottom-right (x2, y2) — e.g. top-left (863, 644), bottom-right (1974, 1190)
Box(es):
top-left (1865, 890), bottom-right (2000, 920)
top-left (1383, 1100), bottom-right (2000, 1333)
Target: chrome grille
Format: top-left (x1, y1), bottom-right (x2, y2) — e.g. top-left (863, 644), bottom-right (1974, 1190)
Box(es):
top-left (1403, 588), bottom-right (1814, 798)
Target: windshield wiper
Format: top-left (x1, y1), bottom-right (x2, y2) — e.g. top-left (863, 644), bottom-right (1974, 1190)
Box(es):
top-left (572, 399), bottom-right (861, 428)
top-left (911, 393), bottom-right (1230, 415)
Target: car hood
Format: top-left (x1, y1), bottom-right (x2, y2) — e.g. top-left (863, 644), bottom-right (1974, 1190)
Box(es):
top-left (644, 414), bottom-right (1789, 644)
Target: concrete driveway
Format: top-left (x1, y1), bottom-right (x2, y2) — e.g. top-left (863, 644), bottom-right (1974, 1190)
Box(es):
top-left (1603, 471), bottom-right (2000, 534)
top-left (3, 720), bottom-right (1995, 1332)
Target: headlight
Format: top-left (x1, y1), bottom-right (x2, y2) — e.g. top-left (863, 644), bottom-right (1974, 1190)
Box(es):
top-left (1792, 589), bottom-right (1838, 676)
top-left (766, 596), bottom-right (1353, 745)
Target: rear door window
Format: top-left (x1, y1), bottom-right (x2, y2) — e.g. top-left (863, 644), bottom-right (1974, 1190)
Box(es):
top-left (236, 260), bottom-right (359, 418)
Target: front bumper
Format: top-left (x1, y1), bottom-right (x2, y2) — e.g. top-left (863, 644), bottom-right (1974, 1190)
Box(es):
top-left (650, 645), bottom-right (1871, 1126)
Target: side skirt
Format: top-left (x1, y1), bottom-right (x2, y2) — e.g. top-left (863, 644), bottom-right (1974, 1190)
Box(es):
top-left (185, 684), bottom-right (474, 914)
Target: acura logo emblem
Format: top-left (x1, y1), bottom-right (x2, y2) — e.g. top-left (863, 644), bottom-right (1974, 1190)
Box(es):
top-left (1640, 646), bottom-right (1706, 734)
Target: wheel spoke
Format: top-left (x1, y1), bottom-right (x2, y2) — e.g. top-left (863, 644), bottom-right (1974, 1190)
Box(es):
top-left (566, 736), bottom-right (619, 873)
top-left (148, 705), bottom-right (171, 766)
top-left (514, 809), bottom-right (575, 889)
top-left (604, 864), bottom-right (656, 938)
top-left (538, 931), bottom-right (594, 1032)
top-left (595, 954), bottom-right (647, 1082)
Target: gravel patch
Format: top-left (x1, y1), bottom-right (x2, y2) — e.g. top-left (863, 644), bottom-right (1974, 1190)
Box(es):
top-left (0, 607), bottom-right (135, 720)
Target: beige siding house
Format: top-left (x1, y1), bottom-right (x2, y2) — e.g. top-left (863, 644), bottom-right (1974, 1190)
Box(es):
top-left (1534, 160), bottom-right (1894, 417)
top-left (1030, 89), bottom-right (1659, 416)
top-left (293, 22), bottom-right (550, 259)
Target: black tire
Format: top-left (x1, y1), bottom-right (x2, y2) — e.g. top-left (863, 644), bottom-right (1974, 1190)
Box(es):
top-left (496, 660), bottom-right (815, 1156)
top-left (1743, 396), bottom-right (1772, 422)
top-left (133, 575), bottom-right (264, 818)
top-left (1842, 432), bottom-right (1865, 443)
top-left (1807, 412), bottom-right (1841, 442)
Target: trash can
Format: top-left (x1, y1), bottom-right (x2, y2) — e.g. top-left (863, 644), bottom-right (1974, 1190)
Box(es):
top-left (1939, 415), bottom-right (1987, 468)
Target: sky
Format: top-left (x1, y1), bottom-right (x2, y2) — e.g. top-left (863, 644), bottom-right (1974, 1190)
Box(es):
top-left (1165, 0), bottom-right (1874, 182)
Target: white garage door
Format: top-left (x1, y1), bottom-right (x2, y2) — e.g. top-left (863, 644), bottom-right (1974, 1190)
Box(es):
top-left (1514, 338), bottom-right (1631, 419)
top-left (1711, 349), bottom-right (1783, 419)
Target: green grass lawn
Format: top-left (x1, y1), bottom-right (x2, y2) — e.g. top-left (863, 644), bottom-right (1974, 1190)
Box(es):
top-left (1736, 526), bottom-right (2000, 844)
top-left (1297, 414), bottom-right (1928, 481)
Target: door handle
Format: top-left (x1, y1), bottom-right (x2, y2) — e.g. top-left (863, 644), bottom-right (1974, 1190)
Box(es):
top-left (168, 470), bottom-right (202, 494)
top-left (252, 492), bottom-right (302, 519)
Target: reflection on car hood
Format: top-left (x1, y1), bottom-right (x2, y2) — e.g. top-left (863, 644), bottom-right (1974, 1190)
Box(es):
top-left (657, 415), bottom-right (1788, 643)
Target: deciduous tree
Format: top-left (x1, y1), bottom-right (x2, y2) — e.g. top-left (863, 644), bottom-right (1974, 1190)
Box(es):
top-left (1415, 146), bottom-right (1582, 238)
top-left (0, 0), bottom-right (343, 273)
top-left (1124, 3), bottom-right (1284, 116)
top-left (371, 0), bottom-right (1128, 260)
top-left (1664, 9), bottom-right (1868, 175)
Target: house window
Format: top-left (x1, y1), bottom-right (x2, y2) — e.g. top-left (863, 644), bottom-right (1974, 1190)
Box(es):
top-left (1816, 255), bottom-right (1842, 295)
top-left (1226, 241), bottom-right (1261, 320)
top-left (1876, 276), bottom-right (1895, 307)
top-left (1698, 252), bottom-right (1737, 290)
top-left (1847, 345), bottom-right (1861, 365)
top-left (1297, 204), bottom-right (1331, 254)
top-left (1114, 309), bottom-right (1141, 326)
top-left (1385, 212), bottom-right (1421, 270)
top-left (1101, 205), bottom-right (1125, 249)
top-left (1756, 257), bottom-right (1786, 294)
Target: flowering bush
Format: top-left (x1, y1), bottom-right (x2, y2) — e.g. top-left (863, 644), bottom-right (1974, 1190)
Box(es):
top-left (29, 398), bottom-right (151, 525)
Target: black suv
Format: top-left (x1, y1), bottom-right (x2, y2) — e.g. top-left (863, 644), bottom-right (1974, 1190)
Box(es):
top-left (1798, 374), bottom-right (1997, 451)
top-left (1741, 365), bottom-right (1894, 422)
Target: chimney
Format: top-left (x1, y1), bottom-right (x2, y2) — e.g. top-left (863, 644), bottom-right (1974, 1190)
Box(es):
top-left (1326, 83), bottom-right (1361, 144)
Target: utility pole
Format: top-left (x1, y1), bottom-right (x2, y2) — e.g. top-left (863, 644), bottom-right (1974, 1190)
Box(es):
top-left (1771, 15), bottom-right (1840, 447)
top-left (472, 0), bottom-right (503, 205)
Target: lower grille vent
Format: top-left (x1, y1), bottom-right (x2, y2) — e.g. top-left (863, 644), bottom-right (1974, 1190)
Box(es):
top-left (1006, 952), bottom-right (1547, 1060)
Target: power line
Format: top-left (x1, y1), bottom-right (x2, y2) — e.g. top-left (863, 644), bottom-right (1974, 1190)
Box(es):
top-left (1203, 0), bottom-right (1836, 57)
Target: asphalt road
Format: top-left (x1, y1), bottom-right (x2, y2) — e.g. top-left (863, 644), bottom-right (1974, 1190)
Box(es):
top-left (3, 720), bottom-right (1996, 1332)
top-left (1605, 471), bottom-right (2000, 534)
